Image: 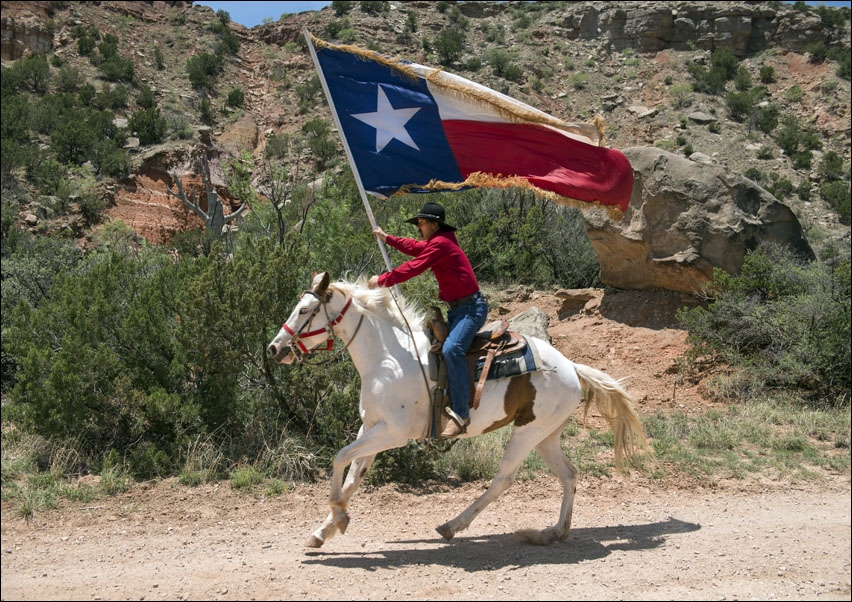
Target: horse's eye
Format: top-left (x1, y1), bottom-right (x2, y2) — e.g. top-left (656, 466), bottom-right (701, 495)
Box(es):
top-left (299, 308), bottom-right (308, 315)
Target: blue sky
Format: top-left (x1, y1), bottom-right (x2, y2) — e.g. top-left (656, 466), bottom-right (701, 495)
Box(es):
top-left (196, 2), bottom-right (332, 27)
top-left (196, 1), bottom-right (851, 29)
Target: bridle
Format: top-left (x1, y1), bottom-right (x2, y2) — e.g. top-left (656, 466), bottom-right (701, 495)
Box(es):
top-left (281, 289), bottom-right (363, 364)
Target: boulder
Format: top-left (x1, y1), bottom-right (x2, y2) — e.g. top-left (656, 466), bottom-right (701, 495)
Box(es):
top-left (583, 147), bottom-right (815, 294)
top-left (506, 307), bottom-right (550, 343)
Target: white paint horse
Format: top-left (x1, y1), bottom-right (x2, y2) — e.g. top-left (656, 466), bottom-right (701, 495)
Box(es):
top-left (268, 272), bottom-right (651, 547)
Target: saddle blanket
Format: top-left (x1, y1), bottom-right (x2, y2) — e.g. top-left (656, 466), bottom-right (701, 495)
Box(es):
top-left (473, 335), bottom-right (540, 381)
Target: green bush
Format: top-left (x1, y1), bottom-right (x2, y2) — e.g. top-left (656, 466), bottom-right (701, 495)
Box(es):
top-left (734, 66), bottom-right (752, 91)
top-left (678, 244), bottom-right (850, 405)
top-left (217, 31), bottom-right (240, 57)
top-left (226, 87), bottom-right (244, 108)
top-left (331, 1), bottom-right (353, 17)
top-left (434, 27), bottom-right (465, 66)
top-left (198, 97), bottom-right (216, 125)
top-left (136, 85), bottom-right (156, 109)
top-left (726, 90), bottom-right (754, 122)
top-left (128, 107), bottom-right (167, 145)
top-left (820, 150), bottom-right (845, 181)
top-left (186, 53), bottom-right (223, 90)
top-left (753, 103), bottom-right (779, 134)
top-left (154, 46), bottom-right (165, 70)
top-left (360, 1), bottom-right (389, 15)
top-left (820, 181), bottom-right (851, 225)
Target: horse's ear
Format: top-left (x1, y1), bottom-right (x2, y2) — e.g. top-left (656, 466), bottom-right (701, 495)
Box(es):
top-left (313, 271), bottom-right (330, 296)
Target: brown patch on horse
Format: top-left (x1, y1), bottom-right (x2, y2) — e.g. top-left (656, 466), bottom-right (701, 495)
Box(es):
top-left (482, 373), bottom-right (537, 433)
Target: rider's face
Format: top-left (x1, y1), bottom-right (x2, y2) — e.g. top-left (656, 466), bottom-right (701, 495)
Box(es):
top-left (416, 218), bottom-right (439, 240)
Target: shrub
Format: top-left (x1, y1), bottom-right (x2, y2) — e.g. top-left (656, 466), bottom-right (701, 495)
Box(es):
top-left (678, 244), bottom-right (850, 404)
top-left (744, 167), bottom-right (763, 183)
top-left (503, 63), bottom-right (524, 83)
top-left (295, 74), bottom-right (321, 114)
top-left (759, 65), bottom-right (775, 84)
top-left (570, 73), bottom-right (588, 90)
top-left (753, 103), bottom-right (779, 134)
top-left (198, 97), bottom-right (216, 125)
top-left (98, 54), bottom-right (135, 83)
top-left (757, 145), bottom-right (774, 160)
top-left (186, 53), bottom-right (223, 90)
top-left (360, 1), bottom-right (388, 15)
top-left (711, 48), bottom-right (739, 80)
top-left (669, 83), bottom-right (693, 108)
top-left (226, 87), bottom-right (244, 108)
top-left (820, 181), bottom-right (851, 225)
top-left (331, 1), bottom-right (353, 17)
top-left (820, 150), bottom-right (845, 181)
top-left (217, 31), bottom-right (240, 56)
top-left (726, 90), bottom-right (754, 122)
top-left (128, 107), bottom-right (167, 145)
top-left (136, 85), bottom-right (156, 109)
top-left (154, 46), bottom-right (165, 70)
top-left (434, 27), bottom-right (465, 66)
top-left (488, 48), bottom-right (510, 76)
top-left (734, 66), bottom-right (752, 91)
top-left (785, 85), bottom-right (803, 103)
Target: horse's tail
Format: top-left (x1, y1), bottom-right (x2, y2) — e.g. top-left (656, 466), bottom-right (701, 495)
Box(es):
top-left (573, 362), bottom-right (653, 472)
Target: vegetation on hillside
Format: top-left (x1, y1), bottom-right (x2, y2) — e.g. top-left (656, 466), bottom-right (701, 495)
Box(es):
top-left (1, 2), bottom-right (850, 510)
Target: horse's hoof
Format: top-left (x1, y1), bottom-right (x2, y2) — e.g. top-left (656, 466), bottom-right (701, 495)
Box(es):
top-left (305, 534), bottom-right (324, 548)
top-left (436, 523), bottom-right (454, 541)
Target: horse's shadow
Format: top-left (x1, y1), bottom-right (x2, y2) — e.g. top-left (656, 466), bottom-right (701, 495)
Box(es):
top-left (301, 517), bottom-right (699, 572)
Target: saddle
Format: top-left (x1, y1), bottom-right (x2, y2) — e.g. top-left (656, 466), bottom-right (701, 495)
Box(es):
top-left (427, 307), bottom-right (527, 411)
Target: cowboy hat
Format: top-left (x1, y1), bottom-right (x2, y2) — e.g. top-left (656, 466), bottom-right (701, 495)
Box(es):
top-left (405, 202), bottom-right (456, 231)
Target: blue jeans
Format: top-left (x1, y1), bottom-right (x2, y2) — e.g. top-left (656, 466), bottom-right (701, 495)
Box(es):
top-left (443, 295), bottom-right (489, 420)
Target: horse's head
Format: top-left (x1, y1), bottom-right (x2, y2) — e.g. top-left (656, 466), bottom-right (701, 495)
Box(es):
top-left (267, 272), bottom-right (354, 364)
top-left (268, 271), bottom-right (332, 364)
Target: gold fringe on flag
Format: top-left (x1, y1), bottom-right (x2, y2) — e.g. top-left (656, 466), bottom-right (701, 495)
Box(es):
top-left (399, 172), bottom-right (624, 221)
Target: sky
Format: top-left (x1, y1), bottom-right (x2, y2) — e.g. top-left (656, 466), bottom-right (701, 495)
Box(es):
top-left (196, 1), bottom-right (851, 29)
top-left (196, 2), bottom-right (332, 27)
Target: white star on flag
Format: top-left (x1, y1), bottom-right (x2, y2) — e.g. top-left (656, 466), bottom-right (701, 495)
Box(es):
top-left (351, 85), bottom-right (421, 153)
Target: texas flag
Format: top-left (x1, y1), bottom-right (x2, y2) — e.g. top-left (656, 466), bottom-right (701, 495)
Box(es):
top-left (306, 33), bottom-right (634, 214)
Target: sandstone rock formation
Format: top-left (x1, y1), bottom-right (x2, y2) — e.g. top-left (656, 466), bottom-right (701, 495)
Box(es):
top-left (535, 1), bottom-right (848, 56)
top-left (583, 146), bottom-right (816, 294)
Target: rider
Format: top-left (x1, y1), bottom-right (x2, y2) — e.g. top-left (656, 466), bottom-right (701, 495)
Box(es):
top-left (368, 202), bottom-right (488, 438)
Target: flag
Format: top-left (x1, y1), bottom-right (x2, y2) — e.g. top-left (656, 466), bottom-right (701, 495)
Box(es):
top-left (307, 34), bottom-right (634, 215)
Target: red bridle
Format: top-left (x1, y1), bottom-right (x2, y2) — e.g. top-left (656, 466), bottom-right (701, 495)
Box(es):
top-left (282, 294), bottom-right (354, 357)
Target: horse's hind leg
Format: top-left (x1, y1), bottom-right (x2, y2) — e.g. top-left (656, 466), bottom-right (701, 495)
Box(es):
top-left (436, 429), bottom-right (538, 541)
top-left (306, 453), bottom-right (376, 548)
top-left (516, 428), bottom-right (578, 545)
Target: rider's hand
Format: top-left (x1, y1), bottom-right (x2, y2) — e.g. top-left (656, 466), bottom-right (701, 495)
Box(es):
top-left (367, 275), bottom-right (380, 289)
top-left (373, 227), bottom-right (387, 243)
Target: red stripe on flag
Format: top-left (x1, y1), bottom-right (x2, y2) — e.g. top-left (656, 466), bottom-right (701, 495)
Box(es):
top-left (442, 120), bottom-right (633, 211)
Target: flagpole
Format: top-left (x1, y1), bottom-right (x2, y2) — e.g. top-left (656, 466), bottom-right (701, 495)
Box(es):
top-left (303, 29), bottom-right (399, 291)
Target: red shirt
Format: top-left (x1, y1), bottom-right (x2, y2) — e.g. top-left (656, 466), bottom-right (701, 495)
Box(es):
top-left (377, 230), bottom-right (479, 303)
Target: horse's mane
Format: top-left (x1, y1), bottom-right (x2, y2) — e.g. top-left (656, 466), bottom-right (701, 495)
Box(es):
top-left (330, 277), bottom-right (428, 331)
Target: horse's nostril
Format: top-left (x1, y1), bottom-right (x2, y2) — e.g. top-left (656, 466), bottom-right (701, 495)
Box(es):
top-left (268, 344), bottom-right (277, 356)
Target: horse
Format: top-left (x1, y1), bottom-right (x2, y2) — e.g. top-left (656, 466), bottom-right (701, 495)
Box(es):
top-left (267, 271), bottom-right (652, 548)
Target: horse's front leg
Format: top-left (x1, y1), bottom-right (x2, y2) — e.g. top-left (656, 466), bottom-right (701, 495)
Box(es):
top-left (306, 421), bottom-right (406, 548)
top-left (306, 452), bottom-right (376, 548)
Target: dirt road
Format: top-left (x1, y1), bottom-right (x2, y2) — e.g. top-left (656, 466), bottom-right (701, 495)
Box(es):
top-left (2, 475), bottom-right (850, 601)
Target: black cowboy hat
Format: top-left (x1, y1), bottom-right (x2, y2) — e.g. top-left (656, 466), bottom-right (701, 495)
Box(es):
top-left (405, 202), bottom-right (456, 231)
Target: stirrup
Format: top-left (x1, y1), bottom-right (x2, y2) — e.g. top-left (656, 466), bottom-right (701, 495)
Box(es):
top-left (441, 407), bottom-right (470, 438)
